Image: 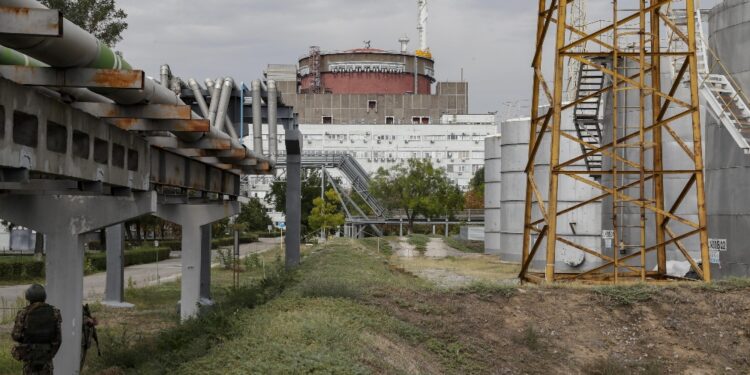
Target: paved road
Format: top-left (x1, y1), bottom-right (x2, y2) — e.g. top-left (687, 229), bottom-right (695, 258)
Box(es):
top-left (0, 238), bottom-right (280, 305)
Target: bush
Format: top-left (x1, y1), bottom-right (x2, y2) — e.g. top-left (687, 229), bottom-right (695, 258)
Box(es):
top-left (86, 247), bottom-right (171, 272)
top-left (159, 234), bottom-right (258, 252)
top-left (0, 256), bottom-right (45, 280)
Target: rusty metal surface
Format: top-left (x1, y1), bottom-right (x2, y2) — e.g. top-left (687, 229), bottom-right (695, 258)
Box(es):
top-left (146, 135), bottom-right (232, 150)
top-left (0, 6), bottom-right (61, 37)
top-left (0, 66), bottom-right (144, 89)
top-left (150, 147), bottom-right (240, 196)
top-left (71, 102), bottom-right (191, 120)
top-left (0, 77), bottom-right (150, 191)
top-left (109, 118), bottom-right (209, 132)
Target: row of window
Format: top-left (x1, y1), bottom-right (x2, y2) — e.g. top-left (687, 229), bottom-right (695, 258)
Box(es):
top-left (321, 115), bottom-right (432, 125)
top-left (0, 106), bottom-right (138, 171)
top-left (303, 133), bottom-right (486, 143)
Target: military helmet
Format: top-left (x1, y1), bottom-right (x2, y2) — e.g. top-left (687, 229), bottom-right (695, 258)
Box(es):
top-left (25, 284), bottom-right (46, 303)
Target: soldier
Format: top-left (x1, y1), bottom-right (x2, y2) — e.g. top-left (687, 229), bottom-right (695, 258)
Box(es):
top-left (11, 284), bottom-right (62, 375)
top-left (80, 303), bottom-right (100, 371)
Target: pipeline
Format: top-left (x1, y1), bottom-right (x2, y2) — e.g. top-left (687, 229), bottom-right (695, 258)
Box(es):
top-left (0, 0), bottom-right (272, 170)
top-left (268, 80), bottom-right (278, 160)
top-left (252, 79), bottom-right (263, 155)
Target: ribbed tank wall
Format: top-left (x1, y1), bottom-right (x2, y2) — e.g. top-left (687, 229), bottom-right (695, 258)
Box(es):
top-left (500, 115), bottom-right (602, 271)
top-left (600, 58), bottom-right (702, 272)
top-left (707, 0), bottom-right (750, 277)
top-left (484, 135), bottom-right (502, 254)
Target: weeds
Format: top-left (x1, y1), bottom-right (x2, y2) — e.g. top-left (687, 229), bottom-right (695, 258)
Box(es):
top-left (298, 277), bottom-right (363, 300)
top-left (443, 237), bottom-right (484, 253)
top-left (460, 281), bottom-right (516, 298)
top-left (513, 325), bottom-right (543, 352)
top-left (407, 234), bottom-right (430, 253)
top-left (583, 356), bottom-right (629, 375)
top-left (700, 277), bottom-right (750, 292)
top-left (593, 284), bottom-right (657, 306)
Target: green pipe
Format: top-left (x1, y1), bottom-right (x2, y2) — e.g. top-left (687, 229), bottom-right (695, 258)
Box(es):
top-left (0, 45), bottom-right (45, 67)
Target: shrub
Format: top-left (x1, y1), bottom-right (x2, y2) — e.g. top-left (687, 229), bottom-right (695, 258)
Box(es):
top-left (86, 247), bottom-right (171, 272)
top-left (0, 256), bottom-right (45, 280)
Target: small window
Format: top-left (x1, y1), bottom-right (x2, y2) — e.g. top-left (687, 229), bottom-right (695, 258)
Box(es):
top-left (322, 116), bottom-right (333, 124)
top-left (112, 143), bottom-right (125, 168)
top-left (12, 111), bottom-right (38, 147)
top-left (421, 117), bottom-right (430, 125)
top-left (411, 116), bottom-right (420, 125)
top-left (385, 116), bottom-right (395, 125)
top-left (46, 121), bottom-right (67, 154)
top-left (72, 130), bottom-right (89, 159)
top-left (368, 100), bottom-right (377, 111)
top-left (127, 149), bottom-right (139, 171)
top-left (0, 105), bottom-right (5, 139)
top-left (94, 137), bottom-right (108, 164)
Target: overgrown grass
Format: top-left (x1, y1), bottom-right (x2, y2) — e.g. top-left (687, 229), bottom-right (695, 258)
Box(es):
top-left (407, 234), bottom-right (430, 253)
top-left (699, 277), bottom-right (750, 292)
top-left (458, 280), bottom-right (517, 298)
top-left (593, 283), bottom-right (657, 306)
top-left (443, 237), bottom-right (484, 253)
top-left (513, 325), bottom-right (543, 352)
top-left (361, 237), bottom-right (393, 256)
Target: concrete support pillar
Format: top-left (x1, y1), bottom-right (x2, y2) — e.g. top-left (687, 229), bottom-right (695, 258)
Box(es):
top-left (432, 225), bottom-right (436, 235)
top-left (285, 153), bottom-right (302, 268)
top-left (445, 219), bottom-right (449, 237)
top-left (0, 193), bottom-right (156, 375)
top-left (103, 224), bottom-right (133, 308)
top-left (199, 224), bottom-right (212, 304)
top-left (400, 219), bottom-right (404, 237)
top-left (156, 201), bottom-right (238, 321)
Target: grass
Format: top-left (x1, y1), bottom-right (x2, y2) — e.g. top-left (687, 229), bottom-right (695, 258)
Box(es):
top-left (513, 325), bottom-right (543, 352)
top-left (407, 234), bottom-right (430, 253)
top-left (391, 254), bottom-right (520, 285)
top-left (361, 237), bottom-right (393, 256)
top-left (443, 237), bottom-right (484, 253)
top-left (699, 276), bottom-right (750, 292)
top-left (593, 283), bottom-right (658, 306)
top-left (458, 280), bottom-right (517, 298)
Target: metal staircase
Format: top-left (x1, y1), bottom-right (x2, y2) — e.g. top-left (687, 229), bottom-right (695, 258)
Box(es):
top-left (669, 7), bottom-right (750, 154)
top-left (573, 62), bottom-right (606, 175)
top-left (278, 151), bottom-right (385, 217)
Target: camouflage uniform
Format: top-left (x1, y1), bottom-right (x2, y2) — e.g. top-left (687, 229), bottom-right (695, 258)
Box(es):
top-left (11, 301), bottom-right (62, 375)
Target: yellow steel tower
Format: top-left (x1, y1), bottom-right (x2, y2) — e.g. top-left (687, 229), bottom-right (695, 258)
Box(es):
top-left (520, 0), bottom-right (710, 283)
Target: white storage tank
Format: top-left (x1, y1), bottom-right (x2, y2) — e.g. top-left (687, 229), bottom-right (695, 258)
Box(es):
top-left (706, 0), bottom-right (750, 277)
top-left (484, 134), bottom-right (502, 254)
top-left (500, 114), bottom-right (602, 272)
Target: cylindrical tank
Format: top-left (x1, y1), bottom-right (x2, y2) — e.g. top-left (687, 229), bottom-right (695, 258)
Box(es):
top-left (484, 134), bottom-right (502, 254)
top-left (706, 0), bottom-right (750, 277)
top-left (499, 114), bottom-right (602, 271)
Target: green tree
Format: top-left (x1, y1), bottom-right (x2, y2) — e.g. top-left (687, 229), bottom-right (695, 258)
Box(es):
top-left (465, 166), bottom-right (485, 209)
top-left (308, 189), bottom-right (345, 237)
top-left (370, 159), bottom-right (464, 233)
top-left (236, 198), bottom-right (272, 232)
top-left (41, 0), bottom-right (128, 46)
top-left (266, 170), bottom-right (342, 234)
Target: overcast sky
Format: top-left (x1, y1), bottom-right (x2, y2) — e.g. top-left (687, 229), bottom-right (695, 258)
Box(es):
top-left (115, 0), bottom-right (722, 116)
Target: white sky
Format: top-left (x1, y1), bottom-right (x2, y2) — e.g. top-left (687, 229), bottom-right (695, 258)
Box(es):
top-left (115, 0), bottom-right (723, 115)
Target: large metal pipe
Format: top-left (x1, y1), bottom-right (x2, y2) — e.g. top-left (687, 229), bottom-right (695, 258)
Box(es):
top-left (187, 78), bottom-right (210, 117)
top-left (160, 64), bottom-right (170, 88)
top-left (268, 80), bottom-right (278, 160)
top-left (0, 0), bottom-right (270, 170)
top-left (215, 78), bottom-right (234, 135)
top-left (207, 78), bottom-right (223, 125)
top-left (252, 79), bottom-right (264, 155)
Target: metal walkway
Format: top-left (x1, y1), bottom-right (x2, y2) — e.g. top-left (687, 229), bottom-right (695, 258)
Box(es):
top-left (669, 7), bottom-right (750, 154)
top-left (278, 151), bottom-right (385, 217)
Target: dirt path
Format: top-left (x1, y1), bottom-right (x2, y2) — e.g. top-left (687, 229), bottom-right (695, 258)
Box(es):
top-left (391, 237), bottom-right (518, 288)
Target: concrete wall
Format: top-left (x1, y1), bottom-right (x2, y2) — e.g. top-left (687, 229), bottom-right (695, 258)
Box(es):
top-left (280, 86), bottom-right (469, 125)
